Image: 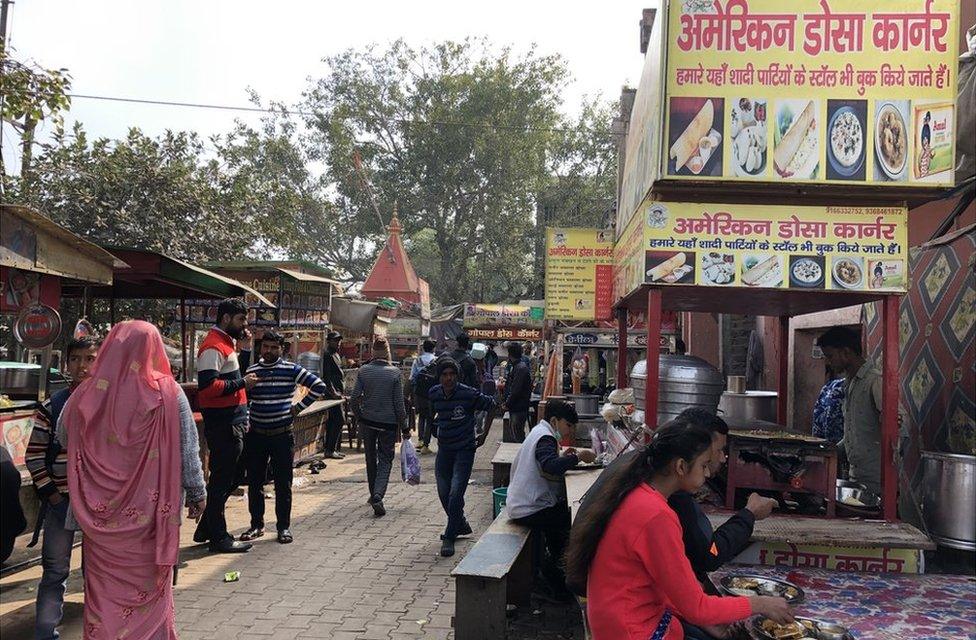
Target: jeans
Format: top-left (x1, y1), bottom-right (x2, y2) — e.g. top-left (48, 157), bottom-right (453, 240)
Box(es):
top-left (363, 427), bottom-right (396, 502)
top-left (507, 411), bottom-right (529, 443)
top-left (513, 503), bottom-right (570, 586)
top-left (435, 447), bottom-right (476, 540)
top-left (414, 397), bottom-right (433, 446)
top-left (35, 499), bottom-right (75, 640)
top-left (244, 430), bottom-right (294, 531)
top-left (196, 419), bottom-right (245, 543)
top-left (323, 406), bottom-right (344, 454)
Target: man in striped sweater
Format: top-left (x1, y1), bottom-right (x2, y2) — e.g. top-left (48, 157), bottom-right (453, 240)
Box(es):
top-left (240, 330), bottom-right (329, 544)
top-left (25, 336), bottom-right (98, 640)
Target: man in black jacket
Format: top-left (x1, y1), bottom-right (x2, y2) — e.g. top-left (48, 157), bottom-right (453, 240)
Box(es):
top-left (449, 333), bottom-right (479, 389)
top-left (502, 342), bottom-right (532, 442)
top-left (321, 331), bottom-right (346, 459)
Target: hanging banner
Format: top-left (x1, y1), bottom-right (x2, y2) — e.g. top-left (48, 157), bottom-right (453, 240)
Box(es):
top-left (466, 327), bottom-right (544, 341)
top-left (663, 0), bottom-right (959, 186)
top-left (544, 228), bottom-right (615, 322)
top-left (463, 304), bottom-right (545, 329)
top-left (632, 201), bottom-right (908, 294)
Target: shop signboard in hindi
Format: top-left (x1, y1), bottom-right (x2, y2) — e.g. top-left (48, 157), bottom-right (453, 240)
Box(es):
top-left (613, 213), bottom-right (648, 303)
top-left (544, 228), bottom-right (615, 322)
top-left (663, 0), bottom-right (959, 186)
top-left (637, 201), bottom-right (908, 293)
top-left (466, 327), bottom-right (544, 341)
top-left (463, 303), bottom-right (545, 329)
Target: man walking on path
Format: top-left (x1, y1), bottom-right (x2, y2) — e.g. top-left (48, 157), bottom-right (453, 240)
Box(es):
top-left (240, 331), bottom-right (329, 544)
top-left (503, 342), bottom-right (533, 443)
top-left (350, 337), bottom-right (407, 517)
top-left (429, 358), bottom-right (496, 557)
top-left (26, 337), bottom-right (98, 640)
top-left (194, 298), bottom-right (258, 553)
top-left (410, 339), bottom-right (437, 454)
top-left (449, 333), bottom-right (479, 389)
top-left (321, 330), bottom-right (347, 459)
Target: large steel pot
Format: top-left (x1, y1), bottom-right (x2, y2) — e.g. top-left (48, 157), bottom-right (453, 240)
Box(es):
top-left (718, 391), bottom-right (779, 423)
top-left (631, 355), bottom-right (724, 425)
top-left (921, 451), bottom-right (976, 551)
top-left (565, 394), bottom-right (600, 416)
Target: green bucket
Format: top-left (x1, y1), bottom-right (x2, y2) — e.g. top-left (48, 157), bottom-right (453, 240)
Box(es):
top-left (492, 487), bottom-right (508, 518)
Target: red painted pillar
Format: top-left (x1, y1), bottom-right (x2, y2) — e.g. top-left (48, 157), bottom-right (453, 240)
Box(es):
top-left (616, 306), bottom-right (629, 388)
top-left (881, 295), bottom-right (900, 521)
top-left (777, 315), bottom-right (789, 425)
top-left (645, 289), bottom-right (663, 430)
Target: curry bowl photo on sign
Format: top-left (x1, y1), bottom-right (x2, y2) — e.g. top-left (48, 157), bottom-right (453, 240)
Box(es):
top-left (826, 100), bottom-right (866, 181)
top-left (645, 251), bottom-right (695, 284)
top-left (730, 97), bottom-right (768, 178)
top-left (874, 100), bottom-right (910, 182)
top-left (773, 99), bottom-right (820, 180)
top-left (788, 255), bottom-right (825, 289)
top-left (667, 97), bottom-right (724, 177)
top-left (831, 256), bottom-right (865, 290)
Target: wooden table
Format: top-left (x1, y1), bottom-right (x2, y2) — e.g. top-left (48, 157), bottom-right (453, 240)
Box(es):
top-left (566, 467), bottom-right (605, 522)
top-left (491, 442), bottom-right (522, 488)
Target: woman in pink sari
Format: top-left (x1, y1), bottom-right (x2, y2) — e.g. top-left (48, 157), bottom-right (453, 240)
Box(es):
top-left (59, 321), bottom-right (206, 639)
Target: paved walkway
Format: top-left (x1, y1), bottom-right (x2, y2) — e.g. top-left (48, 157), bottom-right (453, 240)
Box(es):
top-left (0, 431), bottom-right (583, 640)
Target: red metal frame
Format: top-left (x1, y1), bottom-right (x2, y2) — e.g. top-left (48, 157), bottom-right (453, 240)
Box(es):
top-left (881, 295), bottom-right (900, 521)
top-left (616, 306), bottom-right (629, 388)
top-left (645, 289), bottom-right (663, 429)
top-left (777, 315), bottom-right (790, 425)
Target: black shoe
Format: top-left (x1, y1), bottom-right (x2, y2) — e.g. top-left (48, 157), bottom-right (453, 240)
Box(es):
top-left (192, 524), bottom-right (210, 544)
top-left (457, 521), bottom-right (473, 537)
top-left (209, 538), bottom-right (253, 554)
top-left (324, 451), bottom-right (345, 460)
top-left (372, 500), bottom-right (386, 517)
top-left (277, 529), bottom-right (293, 544)
top-left (440, 539), bottom-right (455, 557)
top-left (239, 527), bottom-right (264, 541)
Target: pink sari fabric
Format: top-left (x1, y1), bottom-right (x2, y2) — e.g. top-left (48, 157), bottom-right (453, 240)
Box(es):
top-left (64, 321), bottom-right (182, 640)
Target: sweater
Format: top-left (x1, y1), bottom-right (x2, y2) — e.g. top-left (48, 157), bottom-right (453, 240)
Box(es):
top-left (586, 484), bottom-right (751, 639)
top-left (504, 360), bottom-right (532, 412)
top-left (428, 383), bottom-right (495, 451)
top-left (350, 359), bottom-right (406, 429)
top-left (506, 421), bottom-right (576, 519)
top-left (25, 388), bottom-right (72, 499)
top-left (246, 358), bottom-right (328, 433)
top-left (197, 327), bottom-right (251, 425)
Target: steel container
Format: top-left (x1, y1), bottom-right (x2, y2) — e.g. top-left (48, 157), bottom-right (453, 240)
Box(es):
top-left (921, 451), bottom-right (976, 551)
top-left (718, 391), bottom-right (779, 423)
top-left (565, 394), bottom-right (600, 416)
top-left (631, 355), bottom-right (724, 425)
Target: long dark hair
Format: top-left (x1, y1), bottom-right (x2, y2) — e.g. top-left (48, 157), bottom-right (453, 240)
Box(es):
top-left (564, 419), bottom-right (714, 594)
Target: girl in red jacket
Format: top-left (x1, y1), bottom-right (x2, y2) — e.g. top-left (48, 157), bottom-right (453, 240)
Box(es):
top-left (565, 420), bottom-right (793, 639)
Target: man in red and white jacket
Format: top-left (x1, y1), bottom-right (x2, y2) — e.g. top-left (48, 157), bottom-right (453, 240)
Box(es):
top-left (193, 298), bottom-right (258, 553)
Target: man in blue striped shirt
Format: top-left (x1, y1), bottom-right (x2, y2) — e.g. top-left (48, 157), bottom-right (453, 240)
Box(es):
top-left (241, 331), bottom-right (329, 544)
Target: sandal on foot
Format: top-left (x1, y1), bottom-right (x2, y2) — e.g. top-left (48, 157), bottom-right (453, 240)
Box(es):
top-left (277, 529), bottom-right (293, 544)
top-left (240, 527), bottom-right (264, 541)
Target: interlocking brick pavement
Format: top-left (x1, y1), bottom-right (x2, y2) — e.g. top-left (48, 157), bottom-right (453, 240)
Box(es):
top-left (0, 428), bottom-right (583, 639)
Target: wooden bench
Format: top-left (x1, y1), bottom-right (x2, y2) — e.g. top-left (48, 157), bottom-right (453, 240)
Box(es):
top-left (451, 513), bottom-right (534, 640)
top-left (491, 442), bottom-right (522, 489)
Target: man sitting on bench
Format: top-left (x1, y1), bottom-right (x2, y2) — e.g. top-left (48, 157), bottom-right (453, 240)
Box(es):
top-left (505, 399), bottom-right (595, 600)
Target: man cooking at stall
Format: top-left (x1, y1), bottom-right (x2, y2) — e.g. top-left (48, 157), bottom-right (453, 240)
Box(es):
top-left (816, 327), bottom-right (882, 496)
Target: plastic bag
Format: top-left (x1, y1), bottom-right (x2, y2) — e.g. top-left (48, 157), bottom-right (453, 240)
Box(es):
top-left (400, 439), bottom-right (421, 485)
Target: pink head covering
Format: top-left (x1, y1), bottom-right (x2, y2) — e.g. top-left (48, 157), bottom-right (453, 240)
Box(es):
top-left (64, 320), bottom-right (183, 566)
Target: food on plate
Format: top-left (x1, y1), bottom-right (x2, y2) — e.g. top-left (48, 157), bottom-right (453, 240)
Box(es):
top-left (670, 100), bottom-right (715, 171)
top-left (729, 577), bottom-right (760, 590)
top-left (647, 253), bottom-right (687, 282)
top-left (761, 619), bottom-right (807, 640)
top-left (774, 101), bottom-right (817, 177)
top-left (841, 495), bottom-right (867, 507)
top-left (732, 99), bottom-right (768, 175)
top-left (791, 258), bottom-right (822, 285)
top-left (877, 104), bottom-right (907, 176)
top-left (830, 109), bottom-right (863, 168)
top-left (833, 259), bottom-right (863, 287)
top-left (742, 255), bottom-right (781, 286)
top-left (702, 252), bottom-right (735, 285)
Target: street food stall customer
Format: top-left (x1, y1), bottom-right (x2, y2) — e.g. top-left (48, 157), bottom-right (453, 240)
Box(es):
top-left (565, 419), bottom-right (792, 640)
top-left (816, 327), bottom-right (882, 494)
top-left (506, 399), bottom-right (595, 599)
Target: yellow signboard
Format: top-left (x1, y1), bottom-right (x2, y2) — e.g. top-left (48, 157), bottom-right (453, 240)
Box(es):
top-left (630, 201), bottom-right (907, 294)
top-left (545, 228), bottom-right (615, 321)
top-left (613, 212), bottom-right (647, 303)
top-left (663, 0), bottom-right (959, 186)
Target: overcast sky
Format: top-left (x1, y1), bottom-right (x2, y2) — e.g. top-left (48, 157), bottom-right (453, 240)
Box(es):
top-left (4, 0), bottom-right (653, 163)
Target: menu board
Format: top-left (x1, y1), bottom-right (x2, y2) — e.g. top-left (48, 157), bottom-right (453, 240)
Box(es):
top-left (544, 228), bottom-right (615, 321)
top-left (613, 213), bottom-right (648, 303)
top-left (639, 201), bottom-right (908, 293)
top-left (663, 0), bottom-right (959, 186)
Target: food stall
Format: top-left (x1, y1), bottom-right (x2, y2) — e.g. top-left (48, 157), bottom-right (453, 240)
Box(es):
top-left (190, 260), bottom-right (340, 461)
top-left (1, 205), bottom-right (118, 567)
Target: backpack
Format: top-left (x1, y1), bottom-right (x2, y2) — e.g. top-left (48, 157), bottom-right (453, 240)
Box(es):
top-left (413, 357), bottom-right (442, 400)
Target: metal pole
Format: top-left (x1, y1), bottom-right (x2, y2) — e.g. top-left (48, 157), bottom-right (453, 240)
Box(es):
top-left (616, 306), bottom-right (628, 388)
top-left (180, 294), bottom-right (188, 382)
top-left (881, 295), bottom-right (900, 521)
top-left (777, 315), bottom-right (790, 425)
top-left (644, 289), bottom-right (663, 430)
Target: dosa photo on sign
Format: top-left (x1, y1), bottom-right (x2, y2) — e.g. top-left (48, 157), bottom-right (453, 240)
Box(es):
top-left (667, 96), bottom-right (724, 177)
top-left (645, 251), bottom-right (696, 285)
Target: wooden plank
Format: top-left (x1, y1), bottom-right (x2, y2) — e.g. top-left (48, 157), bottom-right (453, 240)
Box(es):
top-left (454, 576), bottom-right (508, 640)
top-left (706, 513), bottom-right (934, 550)
top-left (566, 468), bottom-right (604, 523)
top-left (491, 442), bottom-right (522, 466)
top-left (452, 517), bottom-right (532, 580)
